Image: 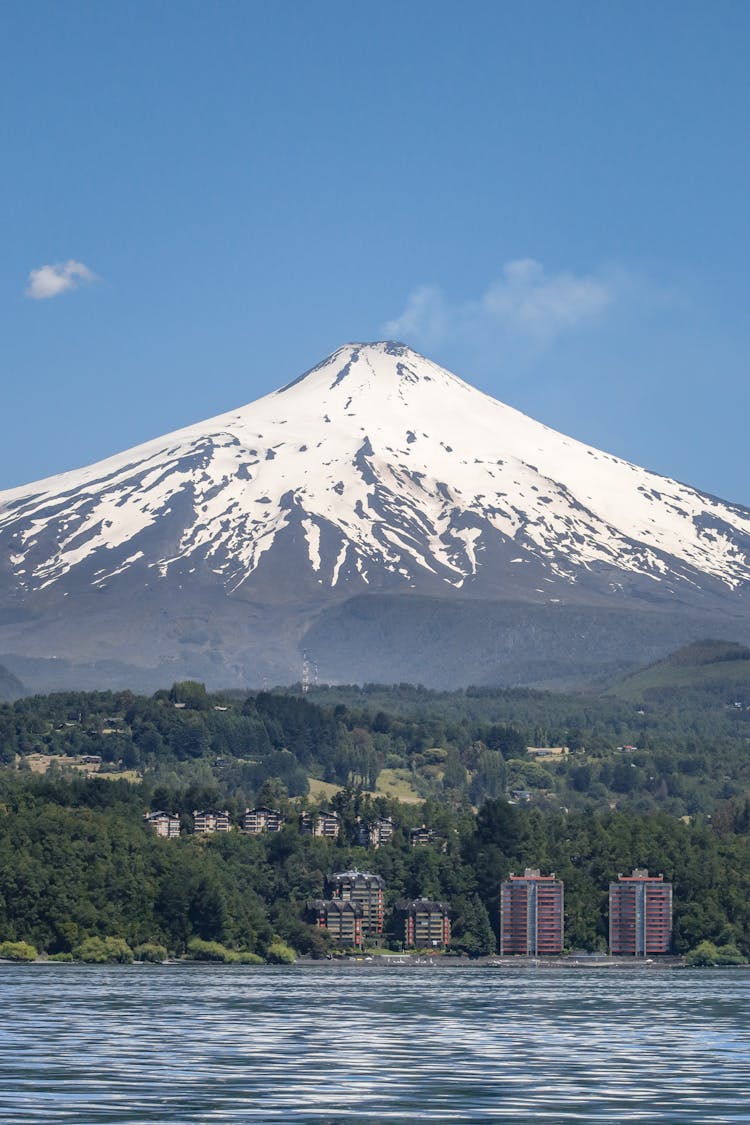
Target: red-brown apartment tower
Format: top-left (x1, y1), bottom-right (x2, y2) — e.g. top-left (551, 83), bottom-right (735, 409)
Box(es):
top-left (500, 869), bottom-right (564, 955)
top-left (609, 868), bottom-right (672, 956)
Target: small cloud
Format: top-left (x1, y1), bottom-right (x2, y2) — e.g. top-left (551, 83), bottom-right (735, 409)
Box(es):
top-left (384, 284), bottom-right (448, 346)
top-left (385, 259), bottom-right (619, 350)
top-left (25, 260), bottom-right (99, 300)
top-left (481, 259), bottom-right (614, 339)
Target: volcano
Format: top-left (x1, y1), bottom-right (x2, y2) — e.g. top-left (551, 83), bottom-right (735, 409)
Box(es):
top-left (1, 342), bottom-right (749, 692)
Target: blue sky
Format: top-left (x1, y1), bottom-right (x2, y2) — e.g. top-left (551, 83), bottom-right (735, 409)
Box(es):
top-left (2, 1), bottom-right (749, 502)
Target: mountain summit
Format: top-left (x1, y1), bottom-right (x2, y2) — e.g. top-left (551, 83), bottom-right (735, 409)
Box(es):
top-left (1, 342), bottom-right (750, 691)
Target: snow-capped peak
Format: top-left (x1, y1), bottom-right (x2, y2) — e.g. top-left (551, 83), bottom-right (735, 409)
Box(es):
top-left (2, 342), bottom-right (750, 602)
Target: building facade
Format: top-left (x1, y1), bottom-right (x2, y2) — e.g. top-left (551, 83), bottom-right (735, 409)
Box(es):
top-left (242, 806), bottom-right (284, 834)
top-left (299, 811), bottom-right (341, 839)
top-left (144, 811), bottom-right (180, 838)
top-left (396, 899), bottom-right (451, 948)
top-left (192, 809), bottom-right (231, 833)
top-left (326, 870), bottom-right (385, 940)
top-left (609, 869), bottom-right (673, 956)
top-left (500, 868), bottom-right (564, 955)
top-left (357, 816), bottom-right (394, 849)
top-left (410, 825), bottom-right (435, 847)
top-left (307, 899), bottom-right (363, 948)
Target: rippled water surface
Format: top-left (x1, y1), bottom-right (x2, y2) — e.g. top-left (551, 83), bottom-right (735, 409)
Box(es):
top-left (1, 964), bottom-right (749, 1123)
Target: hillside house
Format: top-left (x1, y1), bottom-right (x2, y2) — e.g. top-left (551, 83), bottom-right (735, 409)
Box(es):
top-left (410, 824), bottom-right (435, 847)
top-left (526, 746), bottom-right (569, 761)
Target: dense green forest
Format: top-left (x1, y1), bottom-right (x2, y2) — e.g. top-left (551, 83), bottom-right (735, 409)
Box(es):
top-left (1, 647), bottom-right (750, 962)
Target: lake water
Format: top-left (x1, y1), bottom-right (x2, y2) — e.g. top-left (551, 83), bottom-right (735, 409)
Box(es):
top-left (1, 964), bottom-right (748, 1123)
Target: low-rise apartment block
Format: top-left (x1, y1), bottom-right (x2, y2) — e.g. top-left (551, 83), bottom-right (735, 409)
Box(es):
top-left (144, 811), bottom-right (180, 838)
top-left (242, 806), bottom-right (284, 834)
top-left (299, 811), bottom-right (341, 839)
top-left (193, 809), bottom-right (231, 834)
top-left (357, 816), bottom-right (394, 849)
top-left (410, 824), bottom-right (435, 847)
top-left (396, 898), bottom-right (451, 948)
top-left (307, 898), bottom-right (363, 948)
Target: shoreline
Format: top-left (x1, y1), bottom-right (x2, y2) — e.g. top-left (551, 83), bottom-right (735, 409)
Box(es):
top-left (294, 953), bottom-right (690, 969)
top-left (8, 953), bottom-right (750, 969)
top-left (3, 954), bottom-right (688, 968)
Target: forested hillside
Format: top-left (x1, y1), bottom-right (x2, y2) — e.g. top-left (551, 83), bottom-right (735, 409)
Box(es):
top-left (1, 671), bottom-right (750, 962)
top-left (4, 665), bottom-right (750, 817)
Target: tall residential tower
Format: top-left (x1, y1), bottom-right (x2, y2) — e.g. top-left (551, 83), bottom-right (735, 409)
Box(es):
top-left (500, 869), bottom-right (564, 955)
top-left (609, 869), bottom-right (672, 956)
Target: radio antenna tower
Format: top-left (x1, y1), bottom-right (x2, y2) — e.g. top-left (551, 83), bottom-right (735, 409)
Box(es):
top-left (302, 651), bottom-right (310, 695)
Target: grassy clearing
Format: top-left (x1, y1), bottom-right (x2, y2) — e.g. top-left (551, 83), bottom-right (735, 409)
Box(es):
top-left (374, 768), bottom-right (422, 803)
top-left (22, 754), bottom-right (97, 775)
top-left (306, 777), bottom-right (344, 801)
top-left (99, 769), bottom-right (142, 783)
top-left (18, 755), bottom-right (140, 783)
top-left (307, 768), bottom-right (423, 805)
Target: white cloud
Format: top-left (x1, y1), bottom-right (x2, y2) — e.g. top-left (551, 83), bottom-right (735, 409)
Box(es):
top-left (482, 259), bottom-right (614, 337)
top-left (384, 284), bottom-right (449, 345)
top-left (25, 260), bottom-right (99, 300)
top-left (384, 259), bottom-right (618, 349)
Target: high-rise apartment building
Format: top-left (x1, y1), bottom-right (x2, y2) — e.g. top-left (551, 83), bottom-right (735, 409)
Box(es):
top-left (609, 869), bottom-right (672, 956)
top-left (500, 868), bottom-right (564, 955)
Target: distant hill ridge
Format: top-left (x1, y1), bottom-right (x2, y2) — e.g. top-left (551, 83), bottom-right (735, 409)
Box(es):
top-left (0, 662), bottom-right (26, 702)
top-left (665, 640), bottom-right (750, 666)
top-left (611, 639), bottom-right (750, 701)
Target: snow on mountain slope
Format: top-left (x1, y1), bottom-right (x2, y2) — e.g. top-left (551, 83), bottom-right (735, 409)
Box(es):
top-left (2, 341), bottom-right (750, 600)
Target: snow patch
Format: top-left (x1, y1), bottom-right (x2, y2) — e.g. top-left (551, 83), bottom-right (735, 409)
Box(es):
top-left (301, 518), bottom-right (321, 572)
